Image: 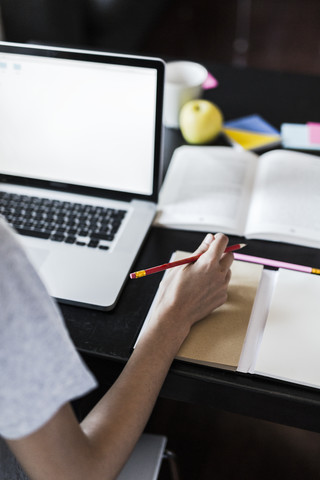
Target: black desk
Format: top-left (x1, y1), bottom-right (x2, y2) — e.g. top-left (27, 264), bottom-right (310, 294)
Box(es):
top-left (62, 63), bottom-right (320, 433)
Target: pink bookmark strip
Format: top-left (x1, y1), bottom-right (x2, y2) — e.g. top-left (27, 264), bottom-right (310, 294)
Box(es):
top-left (234, 253), bottom-right (312, 274)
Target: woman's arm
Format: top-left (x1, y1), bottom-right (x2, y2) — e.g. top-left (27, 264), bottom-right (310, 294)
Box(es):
top-left (7, 233), bottom-right (233, 480)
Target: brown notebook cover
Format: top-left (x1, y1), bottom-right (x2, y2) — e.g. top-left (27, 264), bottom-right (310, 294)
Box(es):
top-left (174, 252), bottom-right (263, 370)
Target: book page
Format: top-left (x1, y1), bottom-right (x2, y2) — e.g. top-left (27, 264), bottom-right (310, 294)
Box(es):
top-left (253, 268), bottom-right (320, 389)
top-left (245, 150), bottom-right (320, 248)
top-left (155, 146), bottom-right (258, 235)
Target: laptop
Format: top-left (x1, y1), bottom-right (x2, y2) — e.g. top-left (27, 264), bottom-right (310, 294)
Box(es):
top-left (0, 42), bottom-right (164, 310)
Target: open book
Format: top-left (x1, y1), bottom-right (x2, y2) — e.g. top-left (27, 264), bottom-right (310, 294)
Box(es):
top-left (136, 251), bottom-right (320, 389)
top-left (155, 146), bottom-right (320, 248)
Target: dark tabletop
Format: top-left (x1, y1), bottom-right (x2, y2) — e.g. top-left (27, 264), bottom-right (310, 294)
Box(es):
top-left (61, 62), bottom-right (320, 432)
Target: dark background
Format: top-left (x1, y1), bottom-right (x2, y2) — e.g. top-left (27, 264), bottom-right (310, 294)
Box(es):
top-left (1, 0), bottom-right (319, 76)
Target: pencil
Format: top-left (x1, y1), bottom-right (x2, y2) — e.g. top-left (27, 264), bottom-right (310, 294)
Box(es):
top-left (130, 243), bottom-right (246, 279)
top-left (233, 252), bottom-right (320, 275)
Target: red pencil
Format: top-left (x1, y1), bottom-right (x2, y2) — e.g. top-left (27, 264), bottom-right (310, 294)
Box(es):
top-left (130, 243), bottom-right (246, 279)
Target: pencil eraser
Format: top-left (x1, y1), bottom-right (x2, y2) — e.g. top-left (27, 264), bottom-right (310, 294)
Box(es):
top-left (130, 273), bottom-right (136, 279)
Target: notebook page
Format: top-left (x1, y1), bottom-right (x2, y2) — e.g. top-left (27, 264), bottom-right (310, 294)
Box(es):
top-left (253, 268), bottom-right (320, 388)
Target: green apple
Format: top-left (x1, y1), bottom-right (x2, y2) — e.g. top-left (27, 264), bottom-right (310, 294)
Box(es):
top-left (179, 99), bottom-right (223, 144)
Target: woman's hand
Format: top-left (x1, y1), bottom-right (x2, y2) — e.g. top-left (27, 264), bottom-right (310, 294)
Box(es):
top-left (150, 233), bottom-right (234, 340)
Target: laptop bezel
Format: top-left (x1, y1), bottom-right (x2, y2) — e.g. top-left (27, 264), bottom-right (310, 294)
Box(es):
top-left (0, 42), bottom-right (165, 204)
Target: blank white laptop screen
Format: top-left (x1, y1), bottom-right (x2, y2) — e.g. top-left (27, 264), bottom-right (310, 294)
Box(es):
top-left (0, 51), bottom-right (157, 196)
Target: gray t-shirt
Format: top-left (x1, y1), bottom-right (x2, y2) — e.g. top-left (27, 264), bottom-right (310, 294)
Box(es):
top-left (0, 218), bottom-right (97, 479)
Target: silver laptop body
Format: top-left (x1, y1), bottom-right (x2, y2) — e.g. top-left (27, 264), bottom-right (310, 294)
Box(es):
top-left (0, 42), bottom-right (164, 310)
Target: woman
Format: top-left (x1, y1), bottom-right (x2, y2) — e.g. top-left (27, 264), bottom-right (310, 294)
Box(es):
top-left (0, 217), bottom-right (233, 480)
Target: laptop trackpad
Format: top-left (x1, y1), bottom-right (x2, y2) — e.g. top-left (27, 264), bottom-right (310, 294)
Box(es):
top-left (26, 246), bottom-right (50, 270)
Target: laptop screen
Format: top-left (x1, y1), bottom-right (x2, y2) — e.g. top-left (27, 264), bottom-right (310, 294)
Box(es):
top-left (0, 44), bottom-right (164, 201)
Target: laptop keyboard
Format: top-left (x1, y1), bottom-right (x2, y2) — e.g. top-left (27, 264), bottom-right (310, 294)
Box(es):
top-left (0, 192), bottom-right (127, 250)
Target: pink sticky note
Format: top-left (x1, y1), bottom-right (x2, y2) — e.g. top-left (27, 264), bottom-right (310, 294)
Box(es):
top-left (202, 72), bottom-right (218, 89)
top-left (307, 122), bottom-right (320, 144)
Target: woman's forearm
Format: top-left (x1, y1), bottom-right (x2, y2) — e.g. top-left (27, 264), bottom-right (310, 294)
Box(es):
top-left (80, 318), bottom-right (185, 478)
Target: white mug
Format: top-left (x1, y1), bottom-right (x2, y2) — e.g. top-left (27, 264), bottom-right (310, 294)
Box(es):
top-left (163, 61), bottom-right (208, 129)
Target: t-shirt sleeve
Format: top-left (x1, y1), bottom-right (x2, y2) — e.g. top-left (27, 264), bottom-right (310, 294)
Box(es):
top-left (0, 218), bottom-right (97, 440)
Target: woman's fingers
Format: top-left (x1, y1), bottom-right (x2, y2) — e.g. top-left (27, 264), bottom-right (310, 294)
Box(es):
top-left (220, 251), bottom-right (234, 273)
top-left (196, 232), bottom-right (229, 266)
top-left (192, 233), bottom-right (215, 257)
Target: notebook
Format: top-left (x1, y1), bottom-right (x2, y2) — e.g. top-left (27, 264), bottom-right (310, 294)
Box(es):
top-left (135, 253), bottom-right (264, 371)
top-left (0, 41), bottom-right (164, 310)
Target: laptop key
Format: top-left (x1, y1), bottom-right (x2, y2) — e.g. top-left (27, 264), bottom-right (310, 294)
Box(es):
top-left (91, 232), bottom-right (114, 241)
top-left (65, 236), bottom-right (76, 244)
top-left (16, 227), bottom-right (51, 239)
top-left (88, 239), bottom-right (99, 248)
top-left (51, 233), bottom-right (65, 242)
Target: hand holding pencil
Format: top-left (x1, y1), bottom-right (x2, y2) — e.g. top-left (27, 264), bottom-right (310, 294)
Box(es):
top-left (143, 233), bottom-right (235, 333)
